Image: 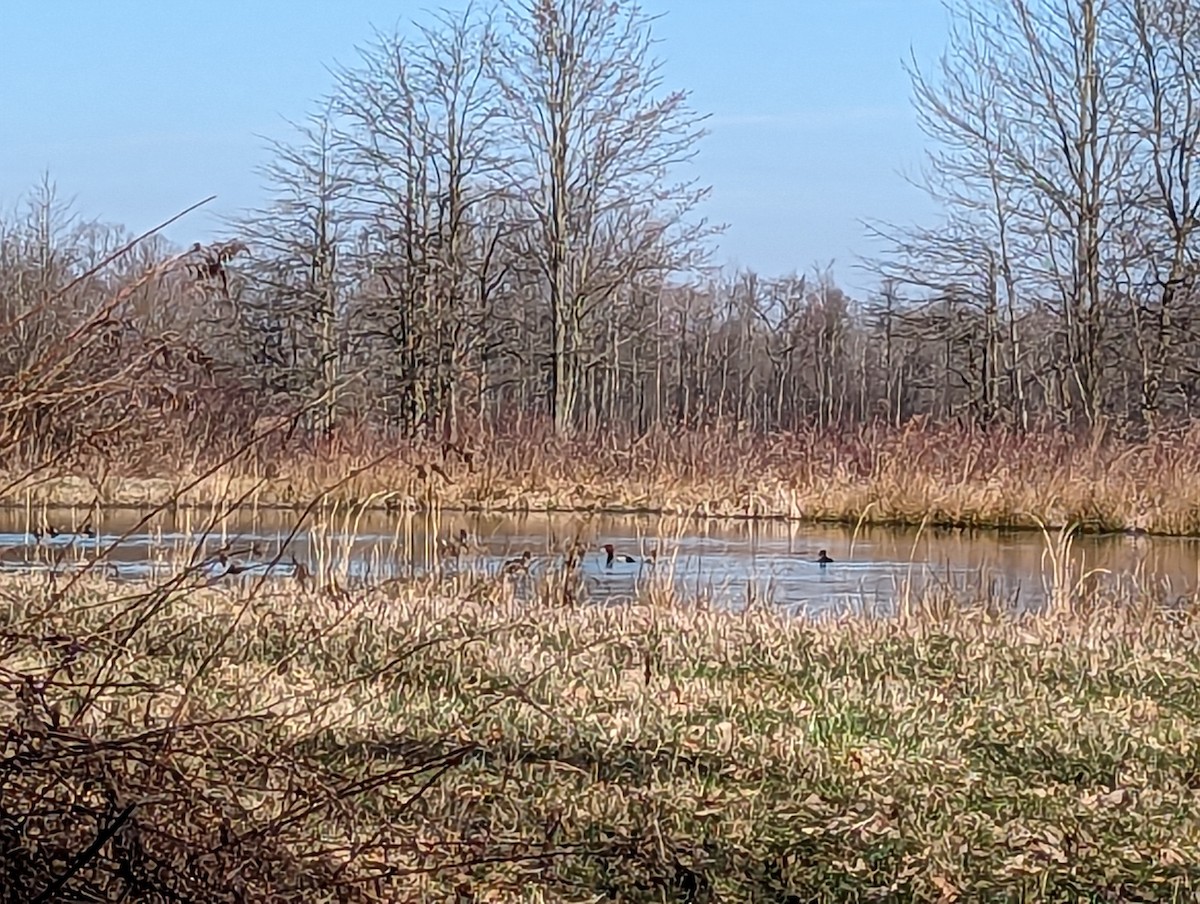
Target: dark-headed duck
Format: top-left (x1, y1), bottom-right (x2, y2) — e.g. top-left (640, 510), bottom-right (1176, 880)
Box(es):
top-left (503, 550), bottom-right (532, 574)
top-left (603, 543), bottom-right (636, 567)
top-left (439, 528), bottom-right (470, 557)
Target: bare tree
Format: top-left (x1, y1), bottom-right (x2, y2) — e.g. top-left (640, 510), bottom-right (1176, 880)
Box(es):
top-left (225, 107), bottom-right (353, 432)
top-left (333, 6), bottom-right (515, 436)
top-left (1112, 0), bottom-right (1200, 425)
top-left (494, 0), bottom-right (715, 433)
top-left (867, 0), bottom-right (1142, 427)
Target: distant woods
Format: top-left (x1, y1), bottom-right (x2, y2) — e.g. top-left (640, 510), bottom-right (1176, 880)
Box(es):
top-left (7, 0), bottom-right (1200, 464)
top-left (872, 0), bottom-right (1200, 431)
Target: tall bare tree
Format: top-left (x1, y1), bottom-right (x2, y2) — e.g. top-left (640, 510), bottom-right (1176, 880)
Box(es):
top-left (494, 0), bottom-right (714, 432)
top-left (1114, 0), bottom-right (1200, 425)
top-left (224, 108), bottom-right (352, 432)
top-left (333, 6), bottom-right (515, 435)
top-left (868, 0), bottom-right (1141, 426)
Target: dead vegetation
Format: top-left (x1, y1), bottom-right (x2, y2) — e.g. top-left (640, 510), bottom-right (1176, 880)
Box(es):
top-left (12, 417), bottom-right (1200, 537)
top-left (12, 0), bottom-right (1200, 896)
top-left (5, 562), bottom-right (1200, 901)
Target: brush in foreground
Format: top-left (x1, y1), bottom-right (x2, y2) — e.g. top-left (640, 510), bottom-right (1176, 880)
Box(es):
top-left (2, 572), bottom-right (1200, 900)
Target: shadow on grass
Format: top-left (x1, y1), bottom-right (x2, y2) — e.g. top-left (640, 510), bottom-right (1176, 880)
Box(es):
top-left (328, 733), bottom-right (733, 785)
top-left (965, 738), bottom-right (1128, 787)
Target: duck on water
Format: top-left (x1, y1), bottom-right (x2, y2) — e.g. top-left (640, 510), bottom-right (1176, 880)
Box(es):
top-left (603, 543), bottom-right (637, 567)
top-left (502, 550), bottom-right (532, 575)
top-left (32, 523), bottom-right (96, 543)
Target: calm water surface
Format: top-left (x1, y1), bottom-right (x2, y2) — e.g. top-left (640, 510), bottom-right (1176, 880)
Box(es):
top-left (4, 507), bottom-right (1197, 615)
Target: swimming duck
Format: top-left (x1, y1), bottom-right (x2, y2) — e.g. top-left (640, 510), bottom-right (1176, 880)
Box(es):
top-left (216, 551), bottom-right (249, 576)
top-left (290, 555), bottom-right (311, 588)
top-left (438, 528), bottom-right (470, 557)
top-left (817, 550), bottom-right (834, 566)
top-left (603, 543), bottom-right (636, 567)
top-left (502, 550), bottom-right (532, 575)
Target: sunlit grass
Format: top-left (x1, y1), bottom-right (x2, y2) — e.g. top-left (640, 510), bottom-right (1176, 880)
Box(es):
top-left (5, 558), bottom-right (1200, 900)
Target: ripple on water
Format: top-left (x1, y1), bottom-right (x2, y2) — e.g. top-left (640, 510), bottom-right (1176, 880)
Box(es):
top-left (0, 507), bottom-right (1193, 614)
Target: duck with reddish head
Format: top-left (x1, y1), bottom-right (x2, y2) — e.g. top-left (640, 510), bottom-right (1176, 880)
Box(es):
top-left (603, 543), bottom-right (636, 568)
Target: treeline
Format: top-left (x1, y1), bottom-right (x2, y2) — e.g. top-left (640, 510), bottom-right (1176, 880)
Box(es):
top-left (6, 0), bottom-right (1200, 464)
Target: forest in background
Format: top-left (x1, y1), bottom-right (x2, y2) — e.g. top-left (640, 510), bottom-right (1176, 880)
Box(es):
top-left (5, 0), bottom-right (1200, 477)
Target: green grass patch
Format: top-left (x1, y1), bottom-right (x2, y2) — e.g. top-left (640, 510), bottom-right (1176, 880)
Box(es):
top-left (4, 574), bottom-right (1200, 900)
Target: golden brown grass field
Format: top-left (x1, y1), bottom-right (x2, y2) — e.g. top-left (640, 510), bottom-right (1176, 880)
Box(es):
top-left (13, 420), bottom-right (1200, 536)
top-left (5, 546), bottom-right (1200, 901)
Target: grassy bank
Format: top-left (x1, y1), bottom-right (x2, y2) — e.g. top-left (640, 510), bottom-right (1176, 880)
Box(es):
top-left (11, 421), bottom-right (1200, 536)
top-left (4, 562), bottom-right (1200, 900)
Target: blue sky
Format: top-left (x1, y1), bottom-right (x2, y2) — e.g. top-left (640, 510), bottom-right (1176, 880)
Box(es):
top-left (1, 0), bottom-right (949, 291)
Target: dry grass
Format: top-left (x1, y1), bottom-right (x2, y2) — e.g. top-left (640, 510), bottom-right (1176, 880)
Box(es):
top-left (5, 555), bottom-right (1200, 901)
top-left (12, 419), bottom-right (1200, 537)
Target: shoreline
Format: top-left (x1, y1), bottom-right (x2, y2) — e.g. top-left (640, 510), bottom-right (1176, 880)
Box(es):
top-left (0, 491), bottom-right (1175, 540)
top-left (8, 423), bottom-right (1200, 538)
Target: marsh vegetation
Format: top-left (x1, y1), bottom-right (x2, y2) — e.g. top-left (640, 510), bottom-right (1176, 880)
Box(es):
top-left (10, 0), bottom-right (1200, 899)
top-left (6, 554), bottom-right (1200, 900)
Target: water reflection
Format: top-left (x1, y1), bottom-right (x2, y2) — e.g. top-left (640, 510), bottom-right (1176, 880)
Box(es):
top-left (1, 506), bottom-right (1196, 614)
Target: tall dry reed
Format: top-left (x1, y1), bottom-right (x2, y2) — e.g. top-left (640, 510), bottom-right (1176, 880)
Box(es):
top-left (17, 418), bottom-right (1200, 536)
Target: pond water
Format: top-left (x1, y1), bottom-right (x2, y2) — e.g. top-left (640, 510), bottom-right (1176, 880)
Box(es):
top-left (4, 506), bottom-right (1198, 614)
